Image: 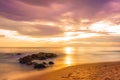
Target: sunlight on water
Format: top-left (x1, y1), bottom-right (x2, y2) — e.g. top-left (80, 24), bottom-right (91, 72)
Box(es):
top-left (64, 47), bottom-right (75, 66)
top-left (0, 47), bottom-right (120, 80)
top-left (64, 47), bottom-right (74, 54)
top-left (65, 56), bottom-right (72, 66)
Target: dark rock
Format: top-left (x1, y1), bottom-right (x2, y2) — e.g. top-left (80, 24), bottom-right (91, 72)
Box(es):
top-left (34, 63), bottom-right (46, 69)
top-left (43, 62), bottom-right (47, 65)
top-left (18, 52), bottom-right (57, 69)
top-left (16, 53), bottom-right (22, 55)
top-left (49, 61), bottom-right (54, 65)
top-left (31, 54), bottom-right (38, 59)
top-left (19, 55), bottom-right (33, 64)
top-left (26, 62), bottom-right (33, 65)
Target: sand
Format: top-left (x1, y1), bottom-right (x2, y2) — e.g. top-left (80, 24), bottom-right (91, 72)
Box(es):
top-left (17, 61), bottom-right (120, 80)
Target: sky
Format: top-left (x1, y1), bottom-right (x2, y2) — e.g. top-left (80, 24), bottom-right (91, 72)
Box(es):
top-left (0, 0), bottom-right (120, 47)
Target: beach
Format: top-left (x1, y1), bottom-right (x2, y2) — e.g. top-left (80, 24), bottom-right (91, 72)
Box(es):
top-left (0, 0), bottom-right (120, 79)
top-left (0, 47), bottom-right (120, 80)
top-left (17, 61), bottom-right (120, 80)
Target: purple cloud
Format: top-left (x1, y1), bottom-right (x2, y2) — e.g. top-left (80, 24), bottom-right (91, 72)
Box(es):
top-left (0, 0), bottom-right (116, 21)
top-left (0, 0), bottom-right (120, 42)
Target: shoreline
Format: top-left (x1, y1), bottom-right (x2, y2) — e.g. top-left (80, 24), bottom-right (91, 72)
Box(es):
top-left (16, 61), bottom-right (120, 80)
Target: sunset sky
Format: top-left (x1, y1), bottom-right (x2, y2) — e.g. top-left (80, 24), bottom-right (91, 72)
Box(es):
top-left (0, 0), bottom-right (120, 47)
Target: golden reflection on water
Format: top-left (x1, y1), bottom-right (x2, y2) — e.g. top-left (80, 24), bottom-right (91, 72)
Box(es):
top-left (64, 47), bottom-right (74, 54)
top-left (65, 56), bottom-right (72, 66)
top-left (64, 47), bottom-right (74, 66)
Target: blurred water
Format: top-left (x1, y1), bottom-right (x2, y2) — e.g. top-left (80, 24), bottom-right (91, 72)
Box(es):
top-left (0, 47), bottom-right (120, 80)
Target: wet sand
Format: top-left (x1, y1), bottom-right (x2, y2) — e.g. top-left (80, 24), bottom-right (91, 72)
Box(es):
top-left (17, 61), bottom-right (120, 80)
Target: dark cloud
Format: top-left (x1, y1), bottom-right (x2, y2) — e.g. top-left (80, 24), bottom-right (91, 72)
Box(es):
top-left (0, 0), bottom-right (64, 21)
top-left (0, 0), bottom-right (116, 21)
top-left (0, 0), bottom-right (31, 20)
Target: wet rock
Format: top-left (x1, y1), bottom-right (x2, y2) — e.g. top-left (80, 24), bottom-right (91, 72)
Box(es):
top-left (34, 63), bottom-right (46, 69)
top-left (43, 62), bottom-right (47, 65)
top-left (49, 61), bottom-right (54, 65)
top-left (19, 55), bottom-right (33, 64)
top-left (16, 53), bottom-right (22, 55)
top-left (18, 52), bottom-right (57, 69)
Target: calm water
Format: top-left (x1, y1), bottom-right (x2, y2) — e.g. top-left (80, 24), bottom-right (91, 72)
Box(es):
top-left (0, 47), bottom-right (120, 80)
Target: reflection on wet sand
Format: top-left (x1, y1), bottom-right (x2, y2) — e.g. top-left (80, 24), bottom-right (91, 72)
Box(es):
top-left (65, 56), bottom-right (72, 66)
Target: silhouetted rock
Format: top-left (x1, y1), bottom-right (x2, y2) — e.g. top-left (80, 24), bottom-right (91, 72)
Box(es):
top-left (31, 54), bottom-right (38, 59)
top-left (18, 52), bottom-right (57, 69)
top-left (16, 53), bottom-right (22, 55)
top-left (19, 55), bottom-right (33, 64)
top-left (34, 63), bottom-right (46, 69)
top-left (26, 62), bottom-right (33, 65)
top-left (43, 62), bottom-right (47, 65)
top-left (49, 61), bottom-right (54, 65)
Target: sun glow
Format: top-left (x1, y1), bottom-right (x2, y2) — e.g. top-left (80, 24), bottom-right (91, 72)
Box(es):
top-left (64, 47), bottom-right (74, 54)
top-left (89, 21), bottom-right (120, 35)
top-left (0, 29), bottom-right (17, 37)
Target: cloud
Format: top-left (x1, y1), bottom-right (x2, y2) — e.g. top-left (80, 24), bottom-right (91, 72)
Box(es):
top-left (19, 0), bottom-right (65, 6)
top-left (0, 17), bottom-right (63, 37)
top-left (0, 35), bottom-right (5, 37)
top-left (0, 0), bottom-right (120, 46)
top-left (0, 0), bottom-right (67, 21)
top-left (18, 25), bottom-right (63, 37)
top-left (0, 0), bottom-right (116, 21)
top-left (72, 36), bottom-right (120, 42)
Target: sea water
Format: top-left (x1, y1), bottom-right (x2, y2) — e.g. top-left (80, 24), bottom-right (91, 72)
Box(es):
top-left (0, 47), bottom-right (120, 80)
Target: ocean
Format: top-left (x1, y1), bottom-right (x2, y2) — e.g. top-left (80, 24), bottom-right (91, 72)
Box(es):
top-left (0, 47), bottom-right (120, 80)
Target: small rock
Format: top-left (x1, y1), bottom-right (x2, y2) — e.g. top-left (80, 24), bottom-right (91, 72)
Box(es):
top-left (34, 63), bottom-right (46, 69)
top-left (49, 61), bottom-right (54, 65)
top-left (16, 53), bottom-right (22, 55)
top-left (43, 62), bottom-right (47, 65)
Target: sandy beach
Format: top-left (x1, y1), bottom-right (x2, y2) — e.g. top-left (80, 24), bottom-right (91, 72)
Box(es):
top-left (17, 61), bottom-right (120, 80)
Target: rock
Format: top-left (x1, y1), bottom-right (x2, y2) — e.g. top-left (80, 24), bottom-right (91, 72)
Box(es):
top-left (49, 61), bottom-right (54, 65)
top-left (19, 55), bottom-right (33, 64)
top-left (43, 62), bottom-right (47, 65)
top-left (34, 63), bottom-right (46, 69)
top-left (18, 52), bottom-right (57, 69)
top-left (16, 53), bottom-right (22, 55)
top-left (31, 54), bottom-right (38, 59)
top-left (26, 62), bottom-right (33, 65)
